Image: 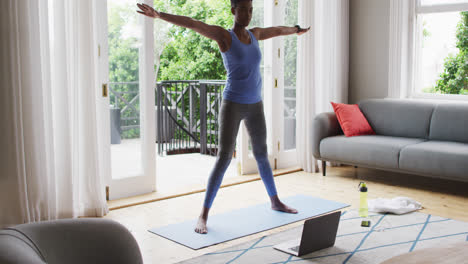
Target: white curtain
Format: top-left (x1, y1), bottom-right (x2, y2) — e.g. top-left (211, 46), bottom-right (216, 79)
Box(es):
top-left (0, 0), bottom-right (108, 228)
top-left (296, 0), bottom-right (349, 172)
top-left (388, 0), bottom-right (415, 99)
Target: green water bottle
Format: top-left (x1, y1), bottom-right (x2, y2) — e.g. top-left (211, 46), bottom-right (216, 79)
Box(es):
top-left (359, 182), bottom-right (370, 227)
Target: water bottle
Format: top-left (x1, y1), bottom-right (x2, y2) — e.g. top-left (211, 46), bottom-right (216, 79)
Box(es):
top-left (359, 182), bottom-right (370, 227)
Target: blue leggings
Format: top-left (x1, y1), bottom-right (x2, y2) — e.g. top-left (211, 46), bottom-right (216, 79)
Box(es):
top-left (203, 100), bottom-right (278, 208)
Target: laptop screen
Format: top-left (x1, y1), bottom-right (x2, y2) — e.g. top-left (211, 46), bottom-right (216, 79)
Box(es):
top-left (298, 211), bottom-right (341, 255)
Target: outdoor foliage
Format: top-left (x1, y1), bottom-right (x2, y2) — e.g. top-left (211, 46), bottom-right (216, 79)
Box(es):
top-left (109, 4), bottom-right (140, 83)
top-left (284, 0), bottom-right (298, 119)
top-left (284, 0), bottom-right (298, 88)
top-left (108, 2), bottom-right (141, 138)
top-left (157, 0), bottom-right (232, 81)
top-left (435, 11), bottom-right (468, 95)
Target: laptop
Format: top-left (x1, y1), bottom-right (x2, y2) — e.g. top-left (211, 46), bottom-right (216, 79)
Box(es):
top-left (273, 211), bottom-right (341, 257)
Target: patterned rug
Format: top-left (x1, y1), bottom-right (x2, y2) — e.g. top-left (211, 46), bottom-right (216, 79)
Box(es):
top-left (177, 210), bottom-right (468, 264)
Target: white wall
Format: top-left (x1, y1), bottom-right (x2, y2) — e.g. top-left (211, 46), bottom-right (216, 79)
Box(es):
top-left (349, 0), bottom-right (390, 103)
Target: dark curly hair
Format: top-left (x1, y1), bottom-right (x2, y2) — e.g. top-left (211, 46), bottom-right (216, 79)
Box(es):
top-left (231, 0), bottom-right (252, 8)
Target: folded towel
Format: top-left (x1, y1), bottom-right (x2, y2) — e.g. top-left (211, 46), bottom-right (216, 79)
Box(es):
top-left (368, 197), bottom-right (422, 215)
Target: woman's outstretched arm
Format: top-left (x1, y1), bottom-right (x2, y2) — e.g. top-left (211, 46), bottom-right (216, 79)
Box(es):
top-left (250, 26), bottom-right (311, 41)
top-left (137, 3), bottom-right (230, 51)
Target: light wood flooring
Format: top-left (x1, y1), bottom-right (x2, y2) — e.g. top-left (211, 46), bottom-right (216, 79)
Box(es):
top-left (104, 166), bottom-right (468, 264)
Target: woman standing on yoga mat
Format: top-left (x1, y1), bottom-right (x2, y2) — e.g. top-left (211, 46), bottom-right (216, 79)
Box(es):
top-left (137, 0), bottom-right (310, 234)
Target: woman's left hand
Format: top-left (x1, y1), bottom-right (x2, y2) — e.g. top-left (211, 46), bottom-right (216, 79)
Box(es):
top-left (297, 26), bottom-right (311, 36)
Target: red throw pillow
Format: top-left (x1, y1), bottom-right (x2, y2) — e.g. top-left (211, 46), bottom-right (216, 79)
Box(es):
top-left (330, 102), bottom-right (375, 137)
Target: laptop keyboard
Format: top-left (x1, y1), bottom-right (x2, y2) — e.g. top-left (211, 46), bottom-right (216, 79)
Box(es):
top-left (289, 246), bottom-right (300, 252)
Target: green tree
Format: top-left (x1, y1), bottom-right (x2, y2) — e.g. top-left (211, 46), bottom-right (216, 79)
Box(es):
top-left (108, 4), bottom-right (139, 83)
top-left (435, 11), bottom-right (468, 95)
top-left (157, 0), bottom-right (232, 81)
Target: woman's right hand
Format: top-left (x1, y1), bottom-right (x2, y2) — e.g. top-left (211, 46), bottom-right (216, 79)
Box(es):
top-left (136, 3), bottom-right (161, 19)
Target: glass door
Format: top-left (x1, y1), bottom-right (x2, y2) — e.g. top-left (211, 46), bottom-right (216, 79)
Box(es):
top-left (101, 0), bottom-right (156, 200)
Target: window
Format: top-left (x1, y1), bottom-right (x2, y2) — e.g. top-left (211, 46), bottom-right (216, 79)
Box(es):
top-left (413, 0), bottom-right (468, 98)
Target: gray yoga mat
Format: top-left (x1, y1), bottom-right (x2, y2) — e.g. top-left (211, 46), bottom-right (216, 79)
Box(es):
top-left (148, 194), bottom-right (349, 249)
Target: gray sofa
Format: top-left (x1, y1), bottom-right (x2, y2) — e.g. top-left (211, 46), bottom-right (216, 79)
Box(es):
top-left (0, 218), bottom-right (143, 264)
top-left (312, 99), bottom-right (468, 182)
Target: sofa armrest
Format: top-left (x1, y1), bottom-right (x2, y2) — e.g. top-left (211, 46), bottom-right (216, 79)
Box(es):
top-left (7, 218), bottom-right (143, 264)
top-left (312, 112), bottom-right (342, 159)
top-left (0, 229), bottom-right (46, 264)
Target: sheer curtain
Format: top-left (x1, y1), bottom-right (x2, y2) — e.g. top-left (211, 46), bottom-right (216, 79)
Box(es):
top-left (0, 0), bottom-right (108, 228)
top-left (388, 0), bottom-right (414, 99)
top-left (296, 0), bottom-right (349, 172)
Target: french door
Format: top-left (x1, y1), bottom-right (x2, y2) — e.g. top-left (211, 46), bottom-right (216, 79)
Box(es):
top-left (238, 0), bottom-right (298, 174)
top-left (97, 0), bottom-right (156, 200)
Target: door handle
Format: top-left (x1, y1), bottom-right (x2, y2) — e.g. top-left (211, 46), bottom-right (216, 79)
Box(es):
top-left (102, 83), bottom-right (108, 97)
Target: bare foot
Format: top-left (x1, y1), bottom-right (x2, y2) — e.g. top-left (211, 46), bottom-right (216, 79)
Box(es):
top-left (272, 202), bottom-right (298, 214)
top-left (194, 216), bottom-right (208, 234)
top-left (270, 195), bottom-right (298, 214)
top-left (195, 206), bottom-right (210, 234)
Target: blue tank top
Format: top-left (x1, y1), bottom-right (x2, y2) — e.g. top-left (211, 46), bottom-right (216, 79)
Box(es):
top-left (221, 29), bottom-right (262, 104)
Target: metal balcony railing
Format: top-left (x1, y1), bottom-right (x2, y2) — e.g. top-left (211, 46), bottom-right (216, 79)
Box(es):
top-left (109, 80), bottom-right (225, 156)
top-left (109, 81), bottom-right (297, 156)
top-left (156, 80), bottom-right (224, 156)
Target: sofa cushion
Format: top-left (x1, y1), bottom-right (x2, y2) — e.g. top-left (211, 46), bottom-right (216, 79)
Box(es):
top-left (399, 141), bottom-right (468, 180)
top-left (320, 135), bottom-right (425, 169)
top-left (358, 99), bottom-right (435, 139)
top-left (330, 102), bottom-right (375, 137)
top-left (429, 103), bottom-right (468, 144)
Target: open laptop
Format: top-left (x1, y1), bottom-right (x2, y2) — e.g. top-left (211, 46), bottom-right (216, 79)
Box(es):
top-left (273, 211), bottom-right (341, 257)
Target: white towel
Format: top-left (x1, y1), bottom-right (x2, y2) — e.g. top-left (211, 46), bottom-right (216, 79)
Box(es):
top-left (368, 197), bottom-right (422, 215)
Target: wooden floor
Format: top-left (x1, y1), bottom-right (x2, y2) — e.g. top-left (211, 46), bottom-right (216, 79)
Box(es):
top-left (104, 166), bottom-right (468, 264)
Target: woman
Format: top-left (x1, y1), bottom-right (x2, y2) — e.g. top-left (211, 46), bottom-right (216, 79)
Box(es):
top-left (137, 0), bottom-right (310, 234)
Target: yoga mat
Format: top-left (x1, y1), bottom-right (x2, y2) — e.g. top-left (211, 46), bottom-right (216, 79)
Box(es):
top-left (148, 195), bottom-right (349, 249)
